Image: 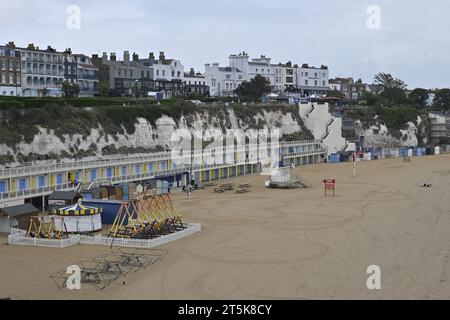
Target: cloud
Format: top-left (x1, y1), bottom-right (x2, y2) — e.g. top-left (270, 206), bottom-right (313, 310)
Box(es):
top-left (1, 0), bottom-right (449, 88)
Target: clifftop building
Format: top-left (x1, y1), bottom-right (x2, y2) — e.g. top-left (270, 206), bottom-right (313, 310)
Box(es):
top-left (16, 43), bottom-right (65, 97)
top-left (184, 68), bottom-right (209, 96)
top-left (0, 42), bottom-right (21, 96)
top-left (205, 52), bottom-right (330, 97)
top-left (72, 54), bottom-right (99, 97)
top-left (92, 51), bottom-right (153, 97)
top-left (140, 51), bottom-right (185, 99)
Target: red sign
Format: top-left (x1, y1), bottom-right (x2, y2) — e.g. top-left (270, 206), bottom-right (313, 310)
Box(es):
top-left (323, 179), bottom-right (336, 197)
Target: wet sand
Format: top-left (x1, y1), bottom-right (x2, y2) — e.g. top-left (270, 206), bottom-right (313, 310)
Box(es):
top-left (1, 154), bottom-right (450, 300)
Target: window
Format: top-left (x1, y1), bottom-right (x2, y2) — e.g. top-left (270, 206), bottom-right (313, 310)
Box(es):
top-left (141, 71), bottom-right (144, 78)
top-left (162, 70), bottom-right (165, 77)
top-left (305, 80), bottom-right (308, 85)
top-left (314, 80), bottom-right (318, 86)
top-left (172, 70), bottom-right (175, 77)
top-left (322, 81), bottom-right (326, 86)
top-left (226, 74), bottom-right (231, 79)
top-left (177, 71), bottom-right (181, 77)
top-left (156, 70), bottom-right (159, 76)
top-left (314, 73), bottom-right (318, 77)
top-left (305, 72), bottom-right (309, 77)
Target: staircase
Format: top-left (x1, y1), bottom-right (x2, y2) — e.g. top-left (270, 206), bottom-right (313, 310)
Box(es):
top-left (320, 118), bottom-right (335, 142)
top-left (75, 179), bottom-right (113, 193)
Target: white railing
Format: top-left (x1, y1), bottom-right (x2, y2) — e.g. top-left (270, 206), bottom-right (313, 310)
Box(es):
top-left (8, 229), bottom-right (80, 248)
top-left (79, 223), bottom-right (201, 249)
top-left (7, 223), bottom-right (202, 249)
top-left (0, 140), bottom-right (323, 179)
top-left (0, 140), bottom-right (327, 203)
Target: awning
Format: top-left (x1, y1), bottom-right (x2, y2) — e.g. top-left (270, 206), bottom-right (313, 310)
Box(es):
top-left (54, 204), bottom-right (101, 216)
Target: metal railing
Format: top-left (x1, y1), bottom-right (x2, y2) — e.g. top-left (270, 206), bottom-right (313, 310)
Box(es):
top-left (0, 140), bottom-right (323, 179)
top-left (0, 140), bottom-right (326, 203)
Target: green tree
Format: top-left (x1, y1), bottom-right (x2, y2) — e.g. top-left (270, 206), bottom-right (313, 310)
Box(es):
top-left (374, 72), bottom-right (407, 90)
top-left (409, 88), bottom-right (429, 108)
top-left (433, 88), bottom-right (450, 110)
top-left (360, 91), bottom-right (385, 106)
top-left (62, 82), bottom-right (80, 98)
top-left (98, 82), bottom-right (110, 97)
top-left (380, 87), bottom-right (409, 105)
top-left (234, 75), bottom-right (272, 100)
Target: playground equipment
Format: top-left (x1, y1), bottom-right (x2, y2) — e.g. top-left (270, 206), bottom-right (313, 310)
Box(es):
top-left (26, 216), bottom-right (69, 240)
top-left (323, 179), bottom-right (336, 197)
top-left (52, 203), bottom-right (102, 233)
top-left (50, 250), bottom-right (167, 290)
top-left (108, 194), bottom-right (187, 243)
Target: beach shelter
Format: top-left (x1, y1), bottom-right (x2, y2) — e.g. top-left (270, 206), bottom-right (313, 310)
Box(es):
top-left (52, 203), bottom-right (102, 233)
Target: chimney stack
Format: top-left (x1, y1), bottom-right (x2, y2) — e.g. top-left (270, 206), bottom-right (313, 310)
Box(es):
top-left (110, 52), bottom-right (116, 61)
top-left (102, 52), bottom-right (108, 62)
top-left (123, 51), bottom-right (130, 62)
top-left (190, 68), bottom-right (195, 76)
top-left (149, 52), bottom-right (155, 60)
top-left (159, 51), bottom-right (165, 62)
top-left (132, 52), bottom-right (139, 62)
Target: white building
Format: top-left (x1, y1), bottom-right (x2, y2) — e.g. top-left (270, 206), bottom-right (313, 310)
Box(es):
top-left (18, 44), bottom-right (65, 97)
top-left (205, 62), bottom-right (246, 97)
top-left (296, 64), bottom-right (330, 97)
top-left (184, 68), bottom-right (210, 96)
top-left (140, 52), bottom-right (184, 99)
top-left (205, 52), bottom-right (330, 97)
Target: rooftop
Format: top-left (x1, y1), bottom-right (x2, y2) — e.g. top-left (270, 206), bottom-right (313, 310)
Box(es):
top-left (0, 204), bottom-right (39, 217)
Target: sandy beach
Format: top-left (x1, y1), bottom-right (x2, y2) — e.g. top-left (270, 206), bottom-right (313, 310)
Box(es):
top-left (1, 154), bottom-right (450, 300)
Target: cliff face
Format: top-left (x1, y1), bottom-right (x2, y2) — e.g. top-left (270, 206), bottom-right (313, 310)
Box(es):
top-left (0, 102), bottom-right (431, 167)
top-left (345, 107), bottom-right (429, 148)
top-left (0, 103), bottom-right (313, 166)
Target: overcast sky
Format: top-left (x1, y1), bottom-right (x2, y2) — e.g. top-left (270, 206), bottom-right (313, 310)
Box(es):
top-left (1, 0), bottom-right (449, 89)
